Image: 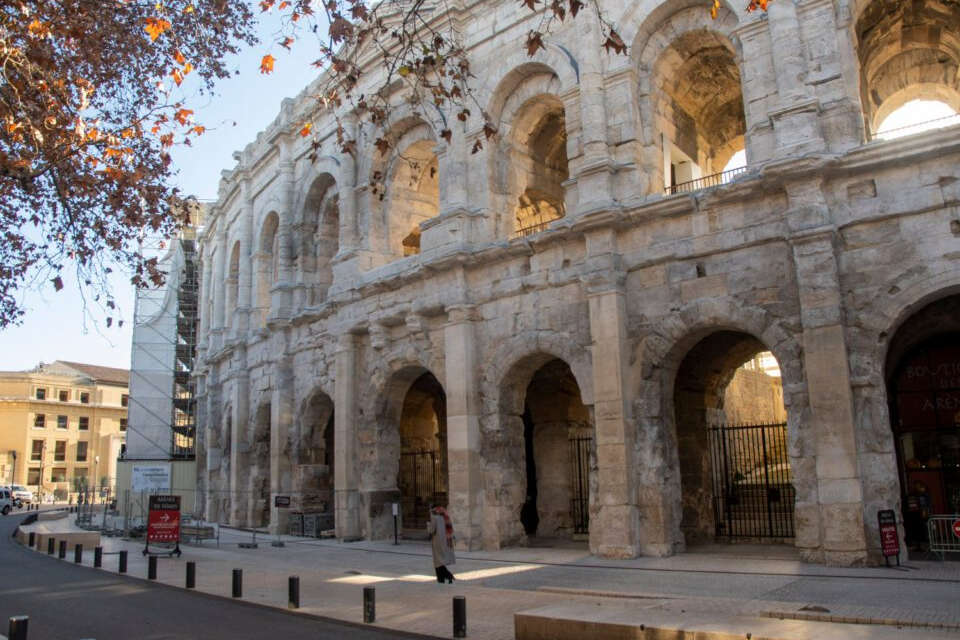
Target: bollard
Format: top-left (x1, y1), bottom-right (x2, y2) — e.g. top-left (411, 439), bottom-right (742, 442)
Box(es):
top-left (58, 540), bottom-right (66, 559)
top-left (28, 532), bottom-right (34, 547)
top-left (186, 562), bottom-right (196, 589)
top-left (148, 555), bottom-right (157, 580)
top-left (232, 569), bottom-right (242, 598)
top-left (94, 546), bottom-right (102, 568)
top-left (47, 537), bottom-right (55, 554)
top-left (8, 615), bottom-right (28, 640)
top-left (119, 550), bottom-right (127, 574)
top-left (288, 576), bottom-right (300, 609)
top-left (453, 596), bottom-right (466, 638)
top-left (74, 544), bottom-right (83, 564)
top-left (363, 586), bottom-right (376, 623)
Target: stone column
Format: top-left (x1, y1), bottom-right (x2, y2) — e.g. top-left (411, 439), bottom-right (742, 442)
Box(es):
top-left (211, 230), bottom-right (227, 350)
top-left (785, 177), bottom-right (867, 565)
top-left (271, 149), bottom-right (295, 320)
top-left (443, 303), bottom-right (482, 550)
top-left (270, 355), bottom-right (295, 535)
top-left (334, 333), bottom-right (361, 539)
top-left (583, 229), bottom-right (638, 557)
top-left (230, 364), bottom-right (250, 527)
top-left (236, 195), bottom-right (254, 335)
top-left (203, 376), bottom-right (220, 521)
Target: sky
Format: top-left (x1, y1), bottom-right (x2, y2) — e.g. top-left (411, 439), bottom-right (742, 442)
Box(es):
top-left (0, 11), bottom-right (321, 372)
top-left (0, 20), bottom-right (955, 372)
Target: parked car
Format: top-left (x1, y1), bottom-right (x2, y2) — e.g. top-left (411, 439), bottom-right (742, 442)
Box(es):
top-left (10, 484), bottom-right (32, 506)
top-left (0, 488), bottom-right (13, 515)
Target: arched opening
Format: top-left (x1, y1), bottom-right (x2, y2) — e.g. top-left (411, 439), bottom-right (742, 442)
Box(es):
top-left (674, 332), bottom-right (793, 545)
top-left (255, 212), bottom-right (279, 326)
top-left (397, 371), bottom-right (447, 531)
top-left (297, 391), bottom-right (335, 532)
top-left (856, 0), bottom-right (960, 139)
top-left (225, 242), bottom-right (240, 330)
top-left (519, 358), bottom-right (592, 541)
top-left (652, 30), bottom-right (746, 194)
top-left (876, 99), bottom-right (959, 139)
top-left (300, 174), bottom-right (339, 305)
top-left (248, 402), bottom-right (271, 528)
top-left (511, 98), bottom-right (569, 237)
top-left (388, 140), bottom-right (438, 257)
top-left (885, 295), bottom-right (960, 551)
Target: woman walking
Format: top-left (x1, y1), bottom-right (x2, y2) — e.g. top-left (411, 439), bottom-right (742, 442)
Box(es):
top-left (427, 505), bottom-right (455, 583)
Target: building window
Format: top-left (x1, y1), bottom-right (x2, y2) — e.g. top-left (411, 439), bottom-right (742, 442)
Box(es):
top-left (31, 440), bottom-right (43, 461)
top-left (73, 467), bottom-right (88, 485)
top-left (50, 467), bottom-right (67, 483)
top-left (27, 468), bottom-right (41, 485)
top-left (58, 389), bottom-right (68, 402)
top-left (57, 415), bottom-right (68, 429)
top-left (35, 388), bottom-right (46, 400)
top-left (76, 441), bottom-right (88, 462)
top-left (80, 392), bottom-right (89, 404)
top-left (79, 416), bottom-right (89, 430)
top-left (33, 414), bottom-right (45, 429)
top-left (54, 440), bottom-right (66, 462)
top-left (120, 418), bottom-right (127, 432)
top-left (121, 394), bottom-right (129, 407)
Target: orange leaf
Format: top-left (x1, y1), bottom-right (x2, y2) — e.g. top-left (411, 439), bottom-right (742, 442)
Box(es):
top-left (299, 122), bottom-right (312, 137)
top-left (28, 19), bottom-right (50, 38)
top-left (172, 69), bottom-right (184, 86)
top-left (191, 125), bottom-right (206, 135)
top-left (174, 108), bottom-right (194, 125)
top-left (144, 17), bottom-right (172, 42)
top-left (174, 50), bottom-right (186, 65)
top-left (260, 54), bottom-right (276, 74)
top-left (182, 62), bottom-right (193, 75)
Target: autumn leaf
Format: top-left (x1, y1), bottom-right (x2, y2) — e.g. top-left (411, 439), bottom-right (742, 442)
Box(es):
top-left (374, 137), bottom-right (391, 155)
top-left (526, 31), bottom-right (545, 56)
top-left (471, 139), bottom-right (484, 154)
top-left (144, 17), bottom-right (172, 42)
top-left (174, 50), bottom-right (186, 65)
top-left (174, 108), bottom-right (194, 125)
top-left (299, 122), bottom-right (313, 137)
top-left (440, 129), bottom-right (452, 143)
top-left (51, 277), bottom-right (63, 291)
top-left (260, 54), bottom-right (276, 74)
top-left (280, 36), bottom-right (295, 49)
top-left (602, 29), bottom-right (627, 55)
top-left (172, 69), bottom-right (184, 86)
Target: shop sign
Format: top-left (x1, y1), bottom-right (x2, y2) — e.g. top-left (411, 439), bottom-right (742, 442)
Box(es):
top-left (877, 509), bottom-right (899, 564)
top-left (147, 495), bottom-right (181, 543)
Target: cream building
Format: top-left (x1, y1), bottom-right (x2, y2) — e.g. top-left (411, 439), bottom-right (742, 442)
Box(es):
top-left (193, 0), bottom-right (960, 566)
top-left (0, 361), bottom-right (128, 502)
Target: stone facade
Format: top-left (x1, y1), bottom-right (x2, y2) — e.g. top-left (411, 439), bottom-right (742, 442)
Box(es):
top-left (193, 0), bottom-right (960, 566)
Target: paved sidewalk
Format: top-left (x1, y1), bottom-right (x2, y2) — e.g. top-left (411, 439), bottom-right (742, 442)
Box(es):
top-left (18, 517), bottom-right (960, 639)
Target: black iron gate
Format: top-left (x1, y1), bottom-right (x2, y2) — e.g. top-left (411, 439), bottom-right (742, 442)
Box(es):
top-left (399, 450), bottom-right (442, 529)
top-left (569, 435), bottom-right (591, 535)
top-left (708, 422), bottom-right (794, 539)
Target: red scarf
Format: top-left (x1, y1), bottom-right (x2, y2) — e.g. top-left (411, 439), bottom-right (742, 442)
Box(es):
top-left (434, 506), bottom-right (454, 546)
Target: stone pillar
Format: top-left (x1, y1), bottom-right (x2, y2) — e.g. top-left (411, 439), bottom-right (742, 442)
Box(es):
top-left (270, 356), bottom-right (295, 535)
top-left (583, 229), bottom-right (638, 557)
top-left (236, 198), bottom-right (254, 335)
top-left (271, 149), bottom-right (295, 320)
top-left (203, 376), bottom-right (220, 521)
top-left (230, 364), bottom-right (250, 527)
top-left (785, 176), bottom-right (867, 565)
top-left (211, 230), bottom-right (227, 350)
top-left (334, 333), bottom-right (361, 539)
top-left (766, 0), bottom-right (825, 155)
top-left (443, 303), bottom-right (482, 550)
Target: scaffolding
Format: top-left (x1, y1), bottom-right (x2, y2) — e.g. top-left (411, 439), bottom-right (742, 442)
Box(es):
top-left (172, 237), bottom-right (198, 458)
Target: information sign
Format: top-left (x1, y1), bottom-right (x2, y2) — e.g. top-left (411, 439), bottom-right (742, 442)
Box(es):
top-left (953, 520), bottom-right (960, 539)
top-left (877, 509), bottom-right (899, 565)
top-left (147, 495), bottom-right (181, 544)
top-left (274, 495), bottom-right (291, 508)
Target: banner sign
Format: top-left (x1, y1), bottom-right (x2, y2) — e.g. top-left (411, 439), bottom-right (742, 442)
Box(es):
top-left (147, 495), bottom-right (181, 544)
top-left (132, 464), bottom-right (171, 492)
top-left (877, 509), bottom-right (899, 559)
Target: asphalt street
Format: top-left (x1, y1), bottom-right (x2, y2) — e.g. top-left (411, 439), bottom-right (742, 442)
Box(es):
top-left (0, 512), bottom-right (434, 640)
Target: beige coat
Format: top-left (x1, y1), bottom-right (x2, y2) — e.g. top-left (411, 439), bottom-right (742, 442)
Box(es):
top-left (427, 512), bottom-right (456, 567)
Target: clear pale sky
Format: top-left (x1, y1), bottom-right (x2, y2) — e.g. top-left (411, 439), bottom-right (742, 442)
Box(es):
top-left (0, 12), bottom-right (319, 372)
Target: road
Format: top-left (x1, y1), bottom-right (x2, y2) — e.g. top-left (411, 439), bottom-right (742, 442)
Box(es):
top-left (0, 512), bottom-right (433, 640)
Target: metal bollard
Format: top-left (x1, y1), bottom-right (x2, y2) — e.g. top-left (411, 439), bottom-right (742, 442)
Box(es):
top-left (27, 532), bottom-right (34, 547)
top-left (363, 586), bottom-right (375, 623)
top-left (119, 550), bottom-right (127, 574)
top-left (148, 555), bottom-right (157, 580)
top-left (74, 544), bottom-right (83, 564)
top-left (58, 540), bottom-right (66, 559)
top-left (186, 561), bottom-right (196, 589)
top-left (94, 546), bottom-right (102, 568)
top-left (232, 569), bottom-right (242, 598)
top-left (453, 596), bottom-right (466, 638)
top-left (288, 575), bottom-right (300, 609)
top-left (47, 538), bottom-right (54, 554)
top-left (8, 615), bottom-right (28, 640)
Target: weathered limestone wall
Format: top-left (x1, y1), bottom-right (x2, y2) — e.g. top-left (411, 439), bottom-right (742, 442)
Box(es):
top-left (191, 0), bottom-right (960, 565)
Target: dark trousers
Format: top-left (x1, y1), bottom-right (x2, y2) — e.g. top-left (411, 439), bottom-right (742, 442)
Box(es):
top-left (435, 565), bottom-right (454, 583)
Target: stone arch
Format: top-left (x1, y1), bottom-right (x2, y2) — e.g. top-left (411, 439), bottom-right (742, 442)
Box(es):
top-left (254, 211), bottom-right (280, 326)
top-left (618, 0), bottom-right (747, 59)
top-left (298, 173), bottom-right (339, 305)
top-left (854, 0), bottom-right (960, 135)
top-left (633, 3), bottom-right (745, 193)
top-left (487, 64), bottom-right (572, 239)
top-left (295, 387), bottom-right (336, 521)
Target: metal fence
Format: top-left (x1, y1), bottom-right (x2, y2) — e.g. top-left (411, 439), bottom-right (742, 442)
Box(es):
top-left (569, 436), bottom-right (591, 535)
top-left (926, 515), bottom-right (960, 560)
top-left (665, 166), bottom-right (748, 195)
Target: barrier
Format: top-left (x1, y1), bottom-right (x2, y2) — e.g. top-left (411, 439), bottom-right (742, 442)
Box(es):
top-left (927, 515), bottom-right (960, 560)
